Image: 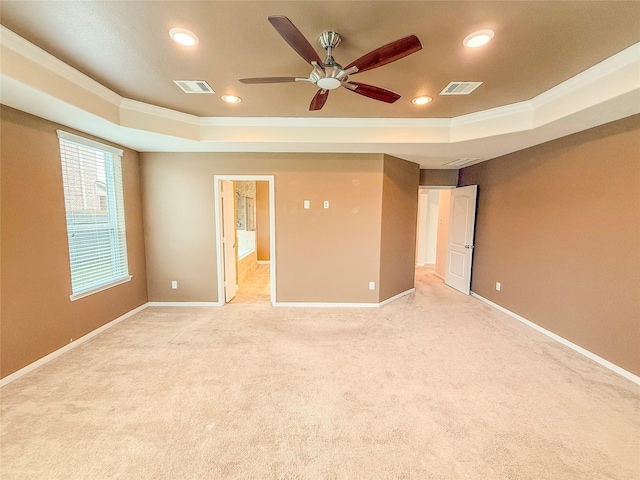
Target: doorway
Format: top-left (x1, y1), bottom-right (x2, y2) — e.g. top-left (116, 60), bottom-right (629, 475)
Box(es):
top-left (416, 187), bottom-right (452, 280)
top-left (214, 175), bottom-right (276, 305)
top-left (416, 185), bottom-right (478, 294)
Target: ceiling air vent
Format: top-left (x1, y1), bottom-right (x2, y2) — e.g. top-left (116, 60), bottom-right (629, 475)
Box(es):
top-left (444, 158), bottom-right (480, 167)
top-left (173, 80), bottom-right (215, 94)
top-left (440, 82), bottom-right (483, 95)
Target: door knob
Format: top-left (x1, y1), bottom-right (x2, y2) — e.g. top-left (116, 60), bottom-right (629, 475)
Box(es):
top-left (464, 245), bottom-right (475, 249)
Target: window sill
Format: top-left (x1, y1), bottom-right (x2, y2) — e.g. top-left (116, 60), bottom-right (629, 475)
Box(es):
top-left (70, 275), bottom-right (133, 301)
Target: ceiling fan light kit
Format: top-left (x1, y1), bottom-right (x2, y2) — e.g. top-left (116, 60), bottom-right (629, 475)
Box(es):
top-left (239, 15), bottom-right (423, 111)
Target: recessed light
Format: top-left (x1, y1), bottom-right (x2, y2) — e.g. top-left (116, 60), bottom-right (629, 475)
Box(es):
top-left (412, 96), bottom-right (432, 105)
top-left (463, 29), bottom-right (494, 48)
top-left (169, 27), bottom-right (199, 46)
top-left (221, 95), bottom-right (241, 104)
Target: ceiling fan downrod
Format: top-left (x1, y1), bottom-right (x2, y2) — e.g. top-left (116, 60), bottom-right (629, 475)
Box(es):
top-left (315, 31), bottom-right (346, 90)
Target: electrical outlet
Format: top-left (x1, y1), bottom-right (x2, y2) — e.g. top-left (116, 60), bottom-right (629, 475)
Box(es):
top-left (369, 281), bottom-right (375, 290)
top-left (495, 282), bottom-right (501, 291)
top-left (171, 280), bottom-right (178, 289)
top-left (324, 200), bottom-right (329, 209)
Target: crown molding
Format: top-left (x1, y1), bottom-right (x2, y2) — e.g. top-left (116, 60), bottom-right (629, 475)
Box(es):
top-left (119, 98), bottom-right (200, 125)
top-left (451, 101), bottom-right (533, 128)
top-left (1, 25), bottom-right (121, 106)
top-left (532, 42), bottom-right (640, 111)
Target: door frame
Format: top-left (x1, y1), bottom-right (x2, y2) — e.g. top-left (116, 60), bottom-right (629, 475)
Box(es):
top-left (220, 179), bottom-right (238, 302)
top-left (214, 175), bottom-right (276, 305)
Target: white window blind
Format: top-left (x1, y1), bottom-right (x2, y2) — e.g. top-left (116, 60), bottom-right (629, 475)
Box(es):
top-left (57, 130), bottom-right (131, 300)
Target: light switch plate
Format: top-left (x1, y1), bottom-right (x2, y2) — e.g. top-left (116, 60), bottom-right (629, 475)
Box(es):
top-left (304, 200), bottom-right (310, 209)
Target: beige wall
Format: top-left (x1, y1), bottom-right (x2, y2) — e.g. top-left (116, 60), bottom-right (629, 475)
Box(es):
top-left (0, 106), bottom-right (148, 379)
top-left (435, 189), bottom-right (452, 279)
top-left (379, 155), bottom-right (420, 301)
top-left (256, 181), bottom-right (270, 261)
top-left (419, 169), bottom-right (459, 187)
top-left (416, 189), bottom-right (440, 265)
top-left (141, 153), bottom-right (386, 304)
top-left (459, 114), bottom-right (640, 375)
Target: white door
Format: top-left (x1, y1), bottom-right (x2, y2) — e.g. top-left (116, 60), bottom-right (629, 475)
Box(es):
top-left (221, 180), bottom-right (238, 302)
top-left (445, 185), bottom-right (478, 294)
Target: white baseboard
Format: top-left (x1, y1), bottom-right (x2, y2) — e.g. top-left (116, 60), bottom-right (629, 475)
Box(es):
top-left (147, 301), bottom-right (223, 307)
top-left (379, 288), bottom-right (415, 307)
top-left (1, 303), bottom-right (149, 388)
top-left (274, 301), bottom-right (380, 308)
top-left (470, 292), bottom-right (640, 385)
top-left (274, 288), bottom-right (415, 308)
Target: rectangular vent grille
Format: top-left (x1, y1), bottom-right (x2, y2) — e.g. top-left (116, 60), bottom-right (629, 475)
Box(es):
top-left (440, 82), bottom-right (483, 95)
top-left (173, 80), bottom-right (215, 94)
top-left (444, 158), bottom-right (480, 167)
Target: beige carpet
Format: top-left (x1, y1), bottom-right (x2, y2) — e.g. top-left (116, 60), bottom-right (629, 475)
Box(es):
top-left (1, 267), bottom-right (638, 479)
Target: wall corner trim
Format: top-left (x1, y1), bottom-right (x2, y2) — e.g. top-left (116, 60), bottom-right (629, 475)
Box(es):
top-left (470, 292), bottom-right (640, 385)
top-left (0, 303), bottom-right (150, 388)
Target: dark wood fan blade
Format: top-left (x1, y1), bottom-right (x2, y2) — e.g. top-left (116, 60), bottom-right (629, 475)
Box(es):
top-left (346, 82), bottom-right (401, 103)
top-left (268, 15), bottom-right (324, 66)
top-left (345, 35), bottom-right (422, 74)
top-left (309, 89), bottom-right (329, 111)
top-left (239, 77), bottom-right (300, 84)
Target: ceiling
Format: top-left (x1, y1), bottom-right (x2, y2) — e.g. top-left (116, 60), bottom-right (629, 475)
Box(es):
top-left (1, 1), bottom-right (639, 168)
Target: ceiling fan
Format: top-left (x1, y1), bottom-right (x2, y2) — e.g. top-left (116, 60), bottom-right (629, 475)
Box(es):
top-left (239, 15), bottom-right (422, 111)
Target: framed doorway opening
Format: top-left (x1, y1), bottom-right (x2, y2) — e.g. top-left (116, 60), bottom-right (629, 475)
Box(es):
top-left (214, 175), bottom-right (276, 305)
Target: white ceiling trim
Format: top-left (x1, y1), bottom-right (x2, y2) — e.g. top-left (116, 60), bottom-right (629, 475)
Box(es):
top-left (1, 25), bottom-right (638, 168)
top-left (199, 116), bottom-right (453, 128)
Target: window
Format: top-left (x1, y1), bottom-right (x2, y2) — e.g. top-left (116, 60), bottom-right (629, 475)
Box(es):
top-left (57, 130), bottom-right (131, 300)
